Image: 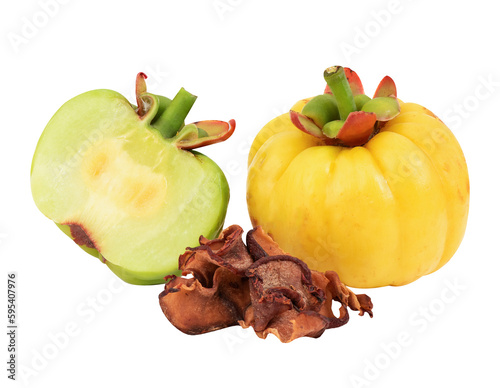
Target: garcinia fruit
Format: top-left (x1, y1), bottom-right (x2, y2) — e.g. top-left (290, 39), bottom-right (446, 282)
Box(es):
top-left (247, 66), bottom-right (469, 288)
top-left (31, 73), bottom-right (235, 285)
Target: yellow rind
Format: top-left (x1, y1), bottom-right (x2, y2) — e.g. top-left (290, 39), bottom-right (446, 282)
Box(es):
top-left (247, 101), bottom-right (469, 287)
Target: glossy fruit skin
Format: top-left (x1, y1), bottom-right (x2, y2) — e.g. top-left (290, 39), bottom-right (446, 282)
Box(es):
top-left (247, 99), bottom-right (469, 287)
top-left (31, 89), bottom-right (229, 285)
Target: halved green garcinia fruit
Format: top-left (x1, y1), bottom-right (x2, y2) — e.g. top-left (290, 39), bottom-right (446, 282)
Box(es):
top-left (31, 73), bottom-right (235, 285)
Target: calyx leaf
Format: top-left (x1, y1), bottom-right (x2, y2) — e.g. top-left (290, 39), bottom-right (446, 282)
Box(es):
top-left (293, 67), bottom-right (401, 147)
top-left (289, 110), bottom-right (325, 139)
top-left (373, 76), bottom-right (397, 98)
top-left (134, 72), bottom-right (235, 148)
top-left (361, 97), bottom-right (400, 121)
top-left (173, 119), bottom-right (236, 150)
top-left (335, 111), bottom-right (377, 146)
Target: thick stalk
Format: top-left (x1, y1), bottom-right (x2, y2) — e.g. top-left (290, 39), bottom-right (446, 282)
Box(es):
top-left (154, 88), bottom-right (197, 138)
top-left (324, 66), bottom-right (357, 121)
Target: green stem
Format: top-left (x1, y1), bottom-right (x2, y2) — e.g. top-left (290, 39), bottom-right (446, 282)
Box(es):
top-left (324, 66), bottom-right (357, 121)
top-left (154, 88), bottom-right (197, 138)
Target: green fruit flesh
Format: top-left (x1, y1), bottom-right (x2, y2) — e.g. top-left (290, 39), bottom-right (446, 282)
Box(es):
top-left (31, 89), bottom-right (229, 284)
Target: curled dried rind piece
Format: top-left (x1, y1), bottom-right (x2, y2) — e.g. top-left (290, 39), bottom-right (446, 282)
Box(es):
top-left (159, 268), bottom-right (249, 335)
top-left (159, 225), bottom-right (373, 342)
top-left (159, 225), bottom-right (252, 334)
top-left (325, 271), bottom-right (374, 318)
top-left (245, 309), bottom-right (331, 343)
top-left (246, 226), bottom-right (285, 260)
top-left (194, 224), bottom-right (254, 276)
top-left (245, 255), bottom-right (325, 333)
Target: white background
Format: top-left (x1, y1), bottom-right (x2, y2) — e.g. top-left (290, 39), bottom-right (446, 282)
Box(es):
top-left (1, 0), bottom-right (499, 387)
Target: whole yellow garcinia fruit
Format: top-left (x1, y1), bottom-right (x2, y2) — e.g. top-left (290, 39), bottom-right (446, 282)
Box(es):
top-left (247, 66), bottom-right (469, 288)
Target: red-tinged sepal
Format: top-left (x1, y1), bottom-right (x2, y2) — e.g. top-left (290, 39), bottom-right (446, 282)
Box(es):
top-left (289, 110), bottom-right (325, 139)
top-left (135, 72), bottom-right (148, 117)
top-left (336, 111), bottom-right (377, 147)
top-left (373, 76), bottom-right (397, 98)
top-left (324, 67), bottom-right (364, 96)
top-left (173, 119), bottom-right (236, 150)
top-left (344, 68), bottom-right (365, 96)
top-left (291, 109), bottom-right (377, 147)
top-left (297, 66), bottom-right (401, 147)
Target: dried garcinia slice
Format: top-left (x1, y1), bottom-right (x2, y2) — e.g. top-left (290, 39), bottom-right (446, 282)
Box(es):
top-left (159, 225), bottom-right (373, 342)
top-left (159, 225), bottom-right (252, 334)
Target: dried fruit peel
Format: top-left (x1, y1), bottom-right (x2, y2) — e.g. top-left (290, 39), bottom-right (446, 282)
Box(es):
top-left (159, 225), bottom-right (373, 343)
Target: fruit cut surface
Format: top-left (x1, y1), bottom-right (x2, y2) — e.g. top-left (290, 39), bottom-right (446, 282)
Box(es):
top-left (32, 89), bottom-right (229, 284)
